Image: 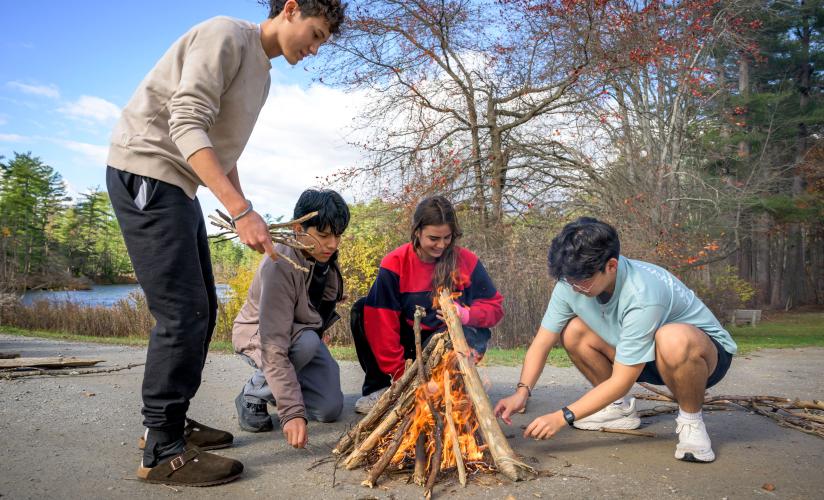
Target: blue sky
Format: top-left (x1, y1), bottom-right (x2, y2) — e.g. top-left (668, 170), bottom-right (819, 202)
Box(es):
top-left (0, 0), bottom-right (364, 223)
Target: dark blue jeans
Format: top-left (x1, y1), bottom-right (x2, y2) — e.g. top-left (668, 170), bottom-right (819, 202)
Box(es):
top-left (107, 166), bottom-right (217, 459)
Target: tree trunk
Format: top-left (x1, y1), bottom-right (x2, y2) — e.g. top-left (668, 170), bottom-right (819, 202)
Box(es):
top-left (784, 11), bottom-right (812, 307)
top-left (737, 56), bottom-right (750, 159)
top-left (755, 213), bottom-right (771, 305)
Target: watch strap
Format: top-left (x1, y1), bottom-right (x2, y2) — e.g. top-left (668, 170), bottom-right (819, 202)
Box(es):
top-left (562, 406), bottom-right (576, 426)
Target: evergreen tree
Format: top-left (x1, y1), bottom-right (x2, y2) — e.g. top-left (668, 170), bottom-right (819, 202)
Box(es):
top-left (0, 152), bottom-right (69, 287)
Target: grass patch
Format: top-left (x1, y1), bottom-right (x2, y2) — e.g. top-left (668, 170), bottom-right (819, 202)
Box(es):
top-left (481, 346), bottom-right (572, 368)
top-left (0, 326), bottom-right (235, 353)
top-left (327, 345), bottom-right (571, 367)
top-left (3, 312), bottom-right (821, 365)
top-left (728, 312), bottom-right (824, 355)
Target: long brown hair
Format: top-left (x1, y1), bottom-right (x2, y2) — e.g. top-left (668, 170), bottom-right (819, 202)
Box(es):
top-left (410, 196), bottom-right (463, 294)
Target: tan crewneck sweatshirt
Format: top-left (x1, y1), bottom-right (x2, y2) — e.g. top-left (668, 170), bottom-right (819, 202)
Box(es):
top-left (107, 16), bottom-right (272, 199)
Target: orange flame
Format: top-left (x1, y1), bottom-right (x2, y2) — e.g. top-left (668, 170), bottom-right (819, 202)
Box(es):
top-left (385, 351), bottom-right (486, 470)
top-left (433, 287), bottom-right (463, 310)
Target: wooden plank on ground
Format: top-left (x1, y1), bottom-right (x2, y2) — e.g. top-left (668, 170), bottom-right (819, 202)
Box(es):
top-left (0, 357), bottom-right (104, 369)
top-left (0, 352), bottom-right (21, 359)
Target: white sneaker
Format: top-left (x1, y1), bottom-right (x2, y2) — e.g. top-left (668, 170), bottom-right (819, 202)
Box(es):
top-left (573, 397), bottom-right (641, 430)
top-left (674, 416), bottom-right (715, 462)
top-left (354, 388), bottom-right (387, 414)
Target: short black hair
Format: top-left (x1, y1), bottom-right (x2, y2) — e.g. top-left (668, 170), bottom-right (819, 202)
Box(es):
top-left (547, 217), bottom-right (620, 280)
top-left (264, 0), bottom-right (347, 34)
top-left (293, 188), bottom-right (350, 236)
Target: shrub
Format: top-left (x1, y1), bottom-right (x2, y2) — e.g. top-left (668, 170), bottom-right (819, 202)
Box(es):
top-left (687, 266), bottom-right (756, 325)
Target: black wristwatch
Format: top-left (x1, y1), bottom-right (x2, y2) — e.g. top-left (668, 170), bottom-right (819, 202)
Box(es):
top-left (561, 406), bottom-right (576, 427)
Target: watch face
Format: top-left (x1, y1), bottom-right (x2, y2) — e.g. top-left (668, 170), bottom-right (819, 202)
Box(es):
top-left (563, 407), bottom-right (575, 425)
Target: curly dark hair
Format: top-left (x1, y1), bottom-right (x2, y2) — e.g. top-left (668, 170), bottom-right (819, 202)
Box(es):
top-left (262, 0), bottom-right (346, 34)
top-left (547, 217), bottom-right (621, 281)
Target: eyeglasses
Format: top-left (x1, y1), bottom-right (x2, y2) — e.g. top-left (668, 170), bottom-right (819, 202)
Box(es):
top-left (561, 276), bottom-right (596, 294)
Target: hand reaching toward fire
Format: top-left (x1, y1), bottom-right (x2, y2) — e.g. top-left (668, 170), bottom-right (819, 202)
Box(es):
top-left (523, 411), bottom-right (566, 440)
top-left (493, 391), bottom-right (528, 425)
top-left (283, 417), bottom-right (308, 448)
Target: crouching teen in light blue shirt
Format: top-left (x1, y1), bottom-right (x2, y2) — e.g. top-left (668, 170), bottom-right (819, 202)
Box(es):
top-left (494, 217), bottom-right (735, 463)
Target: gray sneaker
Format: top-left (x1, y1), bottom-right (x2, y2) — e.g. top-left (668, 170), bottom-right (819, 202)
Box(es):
top-left (354, 388), bottom-right (388, 414)
top-left (235, 392), bottom-right (273, 432)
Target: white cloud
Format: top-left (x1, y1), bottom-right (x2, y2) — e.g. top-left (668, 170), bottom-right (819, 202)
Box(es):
top-left (61, 179), bottom-right (82, 203)
top-left (58, 95), bottom-right (121, 124)
top-left (0, 133), bottom-right (26, 142)
top-left (231, 83), bottom-right (368, 218)
top-left (55, 139), bottom-right (109, 166)
top-left (7, 81), bottom-right (60, 99)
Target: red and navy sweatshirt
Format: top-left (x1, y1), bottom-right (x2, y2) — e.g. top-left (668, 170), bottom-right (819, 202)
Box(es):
top-left (363, 243), bottom-right (504, 379)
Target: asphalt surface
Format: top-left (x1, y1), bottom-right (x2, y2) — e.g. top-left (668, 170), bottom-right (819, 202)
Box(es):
top-left (0, 333), bottom-right (822, 499)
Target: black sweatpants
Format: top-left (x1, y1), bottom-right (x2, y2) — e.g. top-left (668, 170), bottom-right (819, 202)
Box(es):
top-left (107, 167), bottom-right (217, 447)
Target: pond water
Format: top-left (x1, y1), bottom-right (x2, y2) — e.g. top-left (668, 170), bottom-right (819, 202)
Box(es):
top-left (21, 283), bottom-right (232, 307)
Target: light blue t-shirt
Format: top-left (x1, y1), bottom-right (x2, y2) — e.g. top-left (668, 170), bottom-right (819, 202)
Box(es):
top-left (541, 256), bottom-right (737, 365)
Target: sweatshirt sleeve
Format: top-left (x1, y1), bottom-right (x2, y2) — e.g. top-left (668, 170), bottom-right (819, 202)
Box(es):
top-left (463, 258), bottom-right (504, 328)
top-left (168, 18), bottom-right (243, 160)
top-left (257, 258), bottom-right (305, 425)
top-left (363, 266), bottom-right (406, 379)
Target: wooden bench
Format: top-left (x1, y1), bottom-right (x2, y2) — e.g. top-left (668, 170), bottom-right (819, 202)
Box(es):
top-left (731, 309), bottom-right (762, 327)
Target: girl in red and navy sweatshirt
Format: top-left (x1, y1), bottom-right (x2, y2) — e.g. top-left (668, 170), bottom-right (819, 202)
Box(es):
top-left (350, 196), bottom-right (504, 411)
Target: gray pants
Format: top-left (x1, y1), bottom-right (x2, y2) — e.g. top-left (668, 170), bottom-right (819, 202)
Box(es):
top-left (241, 330), bottom-right (343, 423)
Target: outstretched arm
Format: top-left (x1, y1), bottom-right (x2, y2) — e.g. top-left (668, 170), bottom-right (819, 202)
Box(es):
top-left (494, 326), bottom-right (560, 424)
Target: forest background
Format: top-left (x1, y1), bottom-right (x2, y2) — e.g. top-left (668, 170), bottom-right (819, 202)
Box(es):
top-left (1, 0), bottom-right (822, 348)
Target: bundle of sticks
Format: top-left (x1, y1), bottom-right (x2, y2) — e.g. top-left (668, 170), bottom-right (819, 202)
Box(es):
top-left (207, 209), bottom-right (318, 272)
top-left (334, 291), bottom-right (535, 497)
top-left (635, 383), bottom-right (824, 438)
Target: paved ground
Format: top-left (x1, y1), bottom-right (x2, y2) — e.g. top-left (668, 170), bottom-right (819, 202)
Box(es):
top-left (0, 333), bottom-right (822, 499)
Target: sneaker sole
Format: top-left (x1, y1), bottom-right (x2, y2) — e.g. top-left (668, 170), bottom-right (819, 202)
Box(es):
top-left (354, 406), bottom-right (372, 415)
top-left (137, 437), bottom-right (232, 451)
top-left (136, 465), bottom-right (242, 487)
top-left (573, 416), bottom-right (641, 431)
top-left (675, 449), bottom-right (715, 463)
top-left (234, 395), bottom-right (274, 433)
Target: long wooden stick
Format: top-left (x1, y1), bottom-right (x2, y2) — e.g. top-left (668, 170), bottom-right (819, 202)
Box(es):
top-left (413, 434), bottom-right (427, 486)
top-left (412, 306), bottom-right (429, 486)
top-left (634, 387), bottom-right (824, 439)
top-left (334, 331), bottom-right (447, 455)
top-left (411, 304), bottom-right (444, 498)
top-left (343, 338), bottom-right (450, 469)
top-left (444, 370), bottom-right (467, 487)
top-left (439, 290), bottom-right (535, 482)
top-left (0, 362), bottom-right (143, 379)
top-left (344, 391), bottom-right (415, 469)
top-left (362, 415), bottom-right (414, 488)
top-left (599, 428), bottom-right (656, 437)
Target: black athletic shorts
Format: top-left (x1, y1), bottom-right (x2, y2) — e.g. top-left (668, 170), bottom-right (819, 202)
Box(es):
top-left (636, 333), bottom-right (733, 388)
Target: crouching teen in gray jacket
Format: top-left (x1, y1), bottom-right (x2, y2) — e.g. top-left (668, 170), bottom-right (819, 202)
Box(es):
top-left (232, 189), bottom-right (349, 448)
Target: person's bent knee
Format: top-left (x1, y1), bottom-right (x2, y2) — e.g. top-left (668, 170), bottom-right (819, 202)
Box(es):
top-left (560, 317), bottom-right (590, 351)
top-left (655, 324), bottom-right (703, 365)
top-left (311, 394), bottom-right (343, 422)
top-left (290, 330), bottom-right (321, 367)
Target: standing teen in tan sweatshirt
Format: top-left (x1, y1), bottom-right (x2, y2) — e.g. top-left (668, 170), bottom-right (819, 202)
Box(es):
top-left (106, 0), bottom-right (345, 487)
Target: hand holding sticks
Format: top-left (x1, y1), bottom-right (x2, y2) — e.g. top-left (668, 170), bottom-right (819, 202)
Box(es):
top-left (207, 210), bottom-right (319, 272)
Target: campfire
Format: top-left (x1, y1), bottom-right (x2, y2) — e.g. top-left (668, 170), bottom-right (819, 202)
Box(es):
top-left (334, 290), bottom-right (535, 497)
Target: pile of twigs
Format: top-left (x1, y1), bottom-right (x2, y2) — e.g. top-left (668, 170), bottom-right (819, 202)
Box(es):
top-left (334, 293), bottom-right (535, 498)
top-left (634, 383), bottom-right (824, 438)
top-left (207, 210), bottom-right (318, 272)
